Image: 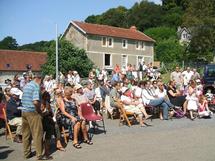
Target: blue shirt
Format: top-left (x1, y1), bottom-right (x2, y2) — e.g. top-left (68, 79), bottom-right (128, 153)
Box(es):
top-left (111, 74), bottom-right (120, 82)
top-left (21, 81), bottom-right (40, 112)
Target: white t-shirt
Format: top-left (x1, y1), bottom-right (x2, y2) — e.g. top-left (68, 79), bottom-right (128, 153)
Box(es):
top-left (155, 88), bottom-right (167, 98)
top-left (182, 71), bottom-right (193, 86)
top-left (121, 95), bottom-right (132, 104)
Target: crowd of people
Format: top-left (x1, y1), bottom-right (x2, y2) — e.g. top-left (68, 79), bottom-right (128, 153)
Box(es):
top-left (0, 63), bottom-right (214, 160)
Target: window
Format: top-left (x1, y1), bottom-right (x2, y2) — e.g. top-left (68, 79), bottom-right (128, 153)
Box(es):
top-left (6, 64), bottom-right (10, 68)
top-left (104, 54), bottom-right (111, 66)
top-left (136, 41), bottom-right (145, 50)
top-left (108, 37), bottom-right (113, 47)
top-left (141, 41), bottom-right (145, 50)
top-left (121, 55), bottom-right (128, 69)
top-left (136, 41), bottom-right (139, 49)
top-left (102, 37), bottom-right (107, 47)
top-left (122, 39), bottom-right (127, 49)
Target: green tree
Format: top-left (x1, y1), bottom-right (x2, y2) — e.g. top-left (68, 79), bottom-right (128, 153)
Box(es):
top-left (0, 36), bottom-right (18, 49)
top-left (162, 0), bottom-right (189, 10)
top-left (156, 38), bottom-right (185, 62)
top-left (183, 0), bottom-right (215, 62)
top-left (42, 40), bottom-right (94, 77)
top-left (144, 27), bottom-right (176, 41)
top-left (18, 40), bottom-right (53, 52)
top-left (85, 6), bottom-right (128, 28)
top-left (127, 1), bottom-right (164, 31)
top-left (85, 15), bottom-right (102, 24)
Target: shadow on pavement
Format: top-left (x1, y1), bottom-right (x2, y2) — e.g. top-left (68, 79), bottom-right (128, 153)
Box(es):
top-left (0, 149), bottom-right (14, 159)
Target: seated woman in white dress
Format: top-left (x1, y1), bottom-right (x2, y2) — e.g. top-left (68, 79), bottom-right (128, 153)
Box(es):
top-left (186, 80), bottom-right (198, 120)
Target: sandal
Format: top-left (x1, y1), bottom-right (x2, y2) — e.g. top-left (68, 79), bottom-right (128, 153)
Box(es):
top-left (73, 143), bottom-right (82, 149)
top-left (83, 140), bottom-right (93, 145)
top-left (57, 147), bottom-right (66, 151)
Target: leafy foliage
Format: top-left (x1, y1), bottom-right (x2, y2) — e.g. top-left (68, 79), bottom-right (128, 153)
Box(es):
top-left (156, 38), bottom-right (185, 62)
top-left (144, 27), bottom-right (176, 41)
top-left (42, 40), bottom-right (93, 77)
top-left (0, 36), bottom-right (18, 50)
top-left (183, 0), bottom-right (215, 61)
top-left (18, 41), bottom-right (54, 52)
top-left (85, 6), bottom-right (128, 28)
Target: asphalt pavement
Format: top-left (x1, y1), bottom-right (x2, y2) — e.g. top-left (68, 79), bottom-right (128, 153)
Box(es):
top-left (1, 116), bottom-right (215, 161)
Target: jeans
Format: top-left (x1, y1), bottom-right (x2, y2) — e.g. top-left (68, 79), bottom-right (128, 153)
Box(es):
top-left (149, 98), bottom-right (169, 120)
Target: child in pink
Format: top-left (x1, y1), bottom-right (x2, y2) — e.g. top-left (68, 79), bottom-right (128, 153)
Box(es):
top-left (198, 95), bottom-right (213, 118)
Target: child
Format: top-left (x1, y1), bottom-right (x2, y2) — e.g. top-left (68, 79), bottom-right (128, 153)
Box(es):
top-left (198, 95), bottom-right (213, 118)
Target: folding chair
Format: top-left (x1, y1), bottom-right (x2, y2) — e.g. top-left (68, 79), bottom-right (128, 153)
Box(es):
top-left (1, 106), bottom-right (15, 142)
top-left (80, 103), bottom-right (106, 134)
top-left (117, 101), bottom-right (137, 127)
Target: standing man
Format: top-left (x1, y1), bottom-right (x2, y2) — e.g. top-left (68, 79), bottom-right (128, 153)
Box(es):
top-left (21, 74), bottom-right (50, 160)
top-left (170, 66), bottom-right (183, 89)
top-left (182, 67), bottom-right (194, 88)
top-left (192, 68), bottom-right (200, 80)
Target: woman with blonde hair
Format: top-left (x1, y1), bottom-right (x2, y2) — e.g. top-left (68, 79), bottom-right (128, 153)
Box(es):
top-left (186, 80), bottom-right (198, 120)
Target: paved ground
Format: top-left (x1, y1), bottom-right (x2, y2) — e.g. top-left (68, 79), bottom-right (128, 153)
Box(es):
top-left (1, 116), bottom-right (215, 161)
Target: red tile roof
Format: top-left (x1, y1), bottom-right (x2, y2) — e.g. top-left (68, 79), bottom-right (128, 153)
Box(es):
top-left (71, 21), bottom-right (155, 42)
top-left (0, 50), bottom-right (47, 71)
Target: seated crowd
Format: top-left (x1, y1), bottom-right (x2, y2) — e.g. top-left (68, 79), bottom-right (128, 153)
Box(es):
top-left (0, 64), bottom-right (213, 160)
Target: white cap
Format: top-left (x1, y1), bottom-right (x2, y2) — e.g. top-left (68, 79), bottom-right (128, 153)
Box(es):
top-left (74, 84), bottom-right (83, 91)
top-left (10, 88), bottom-right (23, 99)
top-left (121, 87), bottom-right (129, 94)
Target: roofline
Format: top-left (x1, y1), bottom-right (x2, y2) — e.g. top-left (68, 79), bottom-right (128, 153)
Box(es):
top-left (61, 21), bottom-right (87, 39)
top-left (0, 49), bottom-right (47, 55)
top-left (136, 30), bottom-right (156, 43)
top-left (62, 20), bottom-right (155, 43)
top-left (0, 70), bottom-right (42, 72)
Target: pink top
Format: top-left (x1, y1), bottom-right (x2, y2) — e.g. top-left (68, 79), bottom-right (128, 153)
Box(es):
top-left (198, 100), bottom-right (207, 112)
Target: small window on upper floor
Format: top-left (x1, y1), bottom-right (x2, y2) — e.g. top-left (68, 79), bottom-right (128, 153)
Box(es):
top-left (122, 39), bottom-right (127, 49)
top-left (6, 64), bottom-right (10, 68)
top-left (102, 37), bottom-right (107, 47)
top-left (108, 37), bottom-right (114, 47)
top-left (183, 33), bottom-right (187, 39)
top-left (136, 41), bottom-right (140, 50)
top-left (141, 41), bottom-right (145, 50)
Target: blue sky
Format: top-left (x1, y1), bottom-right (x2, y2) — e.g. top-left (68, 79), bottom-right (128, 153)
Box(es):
top-left (0, 0), bottom-right (161, 45)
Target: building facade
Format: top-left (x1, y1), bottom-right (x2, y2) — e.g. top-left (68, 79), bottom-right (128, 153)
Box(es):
top-left (63, 21), bottom-right (155, 70)
top-left (0, 50), bottom-right (47, 83)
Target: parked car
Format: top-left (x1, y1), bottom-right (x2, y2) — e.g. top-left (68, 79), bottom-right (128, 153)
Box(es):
top-left (202, 64), bottom-right (215, 94)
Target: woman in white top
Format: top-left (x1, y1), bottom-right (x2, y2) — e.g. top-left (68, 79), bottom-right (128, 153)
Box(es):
top-left (121, 87), bottom-right (151, 127)
top-left (186, 80), bottom-right (198, 120)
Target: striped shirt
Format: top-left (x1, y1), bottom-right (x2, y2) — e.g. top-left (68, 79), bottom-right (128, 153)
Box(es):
top-left (21, 81), bottom-right (40, 112)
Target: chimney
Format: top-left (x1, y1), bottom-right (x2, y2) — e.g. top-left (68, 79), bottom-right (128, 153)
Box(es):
top-left (130, 26), bottom-right (137, 31)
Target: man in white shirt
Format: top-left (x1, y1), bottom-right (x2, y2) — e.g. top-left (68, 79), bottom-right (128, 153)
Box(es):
top-left (44, 75), bottom-right (54, 94)
top-left (182, 67), bottom-right (193, 87)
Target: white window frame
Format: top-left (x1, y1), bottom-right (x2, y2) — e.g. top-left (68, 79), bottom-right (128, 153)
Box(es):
top-left (122, 39), bottom-right (128, 49)
top-left (103, 53), bottom-right (112, 68)
top-left (101, 36), bottom-right (107, 47)
top-left (108, 37), bottom-right (114, 48)
top-left (121, 54), bottom-right (128, 69)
